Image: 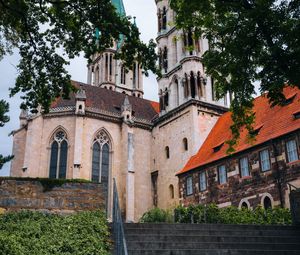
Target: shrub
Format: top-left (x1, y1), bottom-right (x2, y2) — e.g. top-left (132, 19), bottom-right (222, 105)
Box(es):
top-left (174, 204), bottom-right (292, 225)
top-left (0, 210), bottom-right (111, 255)
top-left (140, 207), bottom-right (173, 223)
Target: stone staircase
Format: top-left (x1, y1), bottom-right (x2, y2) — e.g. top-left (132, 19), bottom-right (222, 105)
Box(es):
top-left (124, 223), bottom-right (300, 255)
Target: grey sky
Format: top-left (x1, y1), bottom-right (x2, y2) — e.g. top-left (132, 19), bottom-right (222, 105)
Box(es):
top-left (0, 0), bottom-right (158, 176)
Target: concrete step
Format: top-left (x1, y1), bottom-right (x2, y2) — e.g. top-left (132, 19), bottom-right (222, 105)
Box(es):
top-left (124, 223), bottom-right (300, 255)
top-left (125, 234), bottom-right (300, 243)
top-left (124, 223), bottom-right (298, 231)
top-left (127, 249), bottom-right (300, 255)
top-left (125, 228), bottom-right (300, 237)
top-left (126, 241), bottom-right (300, 250)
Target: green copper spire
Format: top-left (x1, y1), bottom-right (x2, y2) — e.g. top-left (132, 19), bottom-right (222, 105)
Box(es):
top-left (112, 0), bottom-right (126, 16)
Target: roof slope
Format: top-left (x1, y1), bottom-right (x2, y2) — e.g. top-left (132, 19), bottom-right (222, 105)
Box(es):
top-left (178, 86), bottom-right (300, 175)
top-left (51, 81), bottom-right (159, 121)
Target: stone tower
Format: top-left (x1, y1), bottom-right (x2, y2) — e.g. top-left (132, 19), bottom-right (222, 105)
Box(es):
top-left (87, 0), bottom-right (144, 98)
top-left (155, 0), bottom-right (230, 113)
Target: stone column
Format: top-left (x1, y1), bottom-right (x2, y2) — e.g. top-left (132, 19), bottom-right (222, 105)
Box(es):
top-left (178, 78), bottom-right (184, 105)
top-left (73, 116), bottom-right (83, 179)
top-left (126, 131), bottom-right (135, 222)
top-left (87, 66), bottom-right (92, 85)
top-left (187, 76), bottom-right (191, 99)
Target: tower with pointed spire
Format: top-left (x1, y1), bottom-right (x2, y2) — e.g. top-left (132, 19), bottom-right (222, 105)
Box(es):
top-left (87, 0), bottom-right (144, 98)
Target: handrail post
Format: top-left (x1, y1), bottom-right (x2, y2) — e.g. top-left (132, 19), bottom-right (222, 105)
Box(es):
top-left (112, 178), bottom-right (128, 255)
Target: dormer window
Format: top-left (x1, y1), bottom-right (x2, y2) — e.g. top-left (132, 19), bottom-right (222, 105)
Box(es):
top-left (293, 111), bottom-right (300, 120)
top-left (282, 93), bottom-right (296, 105)
top-left (213, 141), bottom-right (224, 153)
top-left (249, 124), bottom-right (263, 136)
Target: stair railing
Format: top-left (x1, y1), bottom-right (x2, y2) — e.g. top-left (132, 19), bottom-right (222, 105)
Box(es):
top-left (112, 178), bottom-right (128, 255)
top-left (287, 182), bottom-right (299, 192)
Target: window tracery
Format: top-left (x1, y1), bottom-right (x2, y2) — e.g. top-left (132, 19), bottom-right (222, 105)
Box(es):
top-left (49, 130), bottom-right (68, 179)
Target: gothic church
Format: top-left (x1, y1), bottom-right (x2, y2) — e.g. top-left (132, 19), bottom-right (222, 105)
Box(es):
top-left (10, 0), bottom-right (300, 221)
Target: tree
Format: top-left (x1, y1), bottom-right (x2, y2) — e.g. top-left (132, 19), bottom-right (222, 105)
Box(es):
top-left (0, 0), bottom-right (159, 169)
top-left (170, 0), bottom-right (300, 151)
top-left (0, 100), bottom-right (13, 169)
top-left (0, 0), bottom-right (159, 113)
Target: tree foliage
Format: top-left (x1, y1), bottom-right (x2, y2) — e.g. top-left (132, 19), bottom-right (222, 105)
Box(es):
top-left (0, 0), bottom-right (159, 113)
top-left (0, 100), bottom-right (13, 169)
top-left (170, 0), bottom-right (300, 151)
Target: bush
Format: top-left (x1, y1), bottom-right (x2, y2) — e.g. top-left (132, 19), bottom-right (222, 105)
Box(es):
top-left (174, 204), bottom-right (292, 225)
top-left (0, 210), bottom-right (111, 255)
top-left (140, 207), bottom-right (173, 223)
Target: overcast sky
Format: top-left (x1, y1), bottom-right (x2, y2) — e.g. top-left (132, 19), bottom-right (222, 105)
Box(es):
top-left (0, 0), bottom-right (158, 176)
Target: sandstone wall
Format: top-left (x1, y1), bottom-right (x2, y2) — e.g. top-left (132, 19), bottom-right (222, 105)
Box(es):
top-left (0, 179), bottom-right (104, 214)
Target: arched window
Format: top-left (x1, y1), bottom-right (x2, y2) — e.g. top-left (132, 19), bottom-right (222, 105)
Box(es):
top-left (92, 130), bottom-right (111, 183)
top-left (241, 202), bottom-right (249, 209)
top-left (49, 130), bottom-right (68, 179)
top-left (163, 47), bottom-right (168, 73)
top-left (158, 9), bottom-right (162, 32)
top-left (263, 196), bottom-right (272, 210)
top-left (105, 54), bottom-right (109, 81)
top-left (187, 29), bottom-right (194, 55)
top-left (121, 65), bottom-right (126, 84)
top-left (164, 88), bottom-right (169, 107)
top-left (169, 184), bottom-right (174, 199)
top-left (190, 71), bottom-right (196, 98)
top-left (132, 63), bottom-right (137, 88)
top-left (165, 146), bottom-right (170, 159)
top-left (174, 79), bottom-right (179, 106)
top-left (162, 7), bottom-right (167, 30)
top-left (158, 48), bottom-right (163, 70)
top-left (109, 54), bottom-right (113, 79)
top-left (183, 138), bottom-right (188, 151)
top-left (95, 66), bottom-right (99, 85)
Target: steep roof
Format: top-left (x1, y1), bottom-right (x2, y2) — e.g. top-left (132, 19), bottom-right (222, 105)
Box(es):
top-left (178, 86), bottom-right (300, 175)
top-left (51, 81), bottom-right (159, 122)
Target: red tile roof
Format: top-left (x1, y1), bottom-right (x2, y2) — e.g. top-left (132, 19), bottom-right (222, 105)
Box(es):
top-left (51, 81), bottom-right (159, 121)
top-left (177, 86), bottom-right (300, 175)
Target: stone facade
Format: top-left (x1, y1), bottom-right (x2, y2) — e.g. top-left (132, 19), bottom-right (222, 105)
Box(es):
top-left (10, 0), bottom-right (231, 222)
top-left (10, 101), bottom-right (154, 222)
top-left (0, 179), bottom-right (105, 213)
top-left (178, 130), bottom-right (300, 209)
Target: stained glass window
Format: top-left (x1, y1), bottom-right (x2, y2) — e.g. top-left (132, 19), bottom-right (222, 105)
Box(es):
top-left (49, 130), bottom-right (68, 179)
top-left (92, 130), bottom-right (111, 183)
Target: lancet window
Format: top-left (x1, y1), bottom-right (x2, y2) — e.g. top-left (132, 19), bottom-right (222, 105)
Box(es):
top-left (49, 130), bottom-right (68, 179)
top-left (92, 130), bottom-right (111, 183)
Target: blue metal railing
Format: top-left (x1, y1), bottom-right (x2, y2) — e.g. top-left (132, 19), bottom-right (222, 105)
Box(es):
top-left (112, 178), bottom-right (128, 255)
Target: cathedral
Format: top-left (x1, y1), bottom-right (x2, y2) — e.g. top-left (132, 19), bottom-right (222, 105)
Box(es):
top-left (10, 0), bottom-right (300, 222)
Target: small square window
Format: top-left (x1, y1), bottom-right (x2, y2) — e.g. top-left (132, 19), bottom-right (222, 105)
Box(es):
top-left (199, 171), bottom-right (207, 191)
top-left (186, 176), bottom-right (193, 196)
top-left (239, 157), bottom-right (250, 177)
top-left (218, 165), bottom-right (227, 184)
top-left (260, 149), bottom-right (271, 172)
top-left (286, 140), bottom-right (299, 163)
